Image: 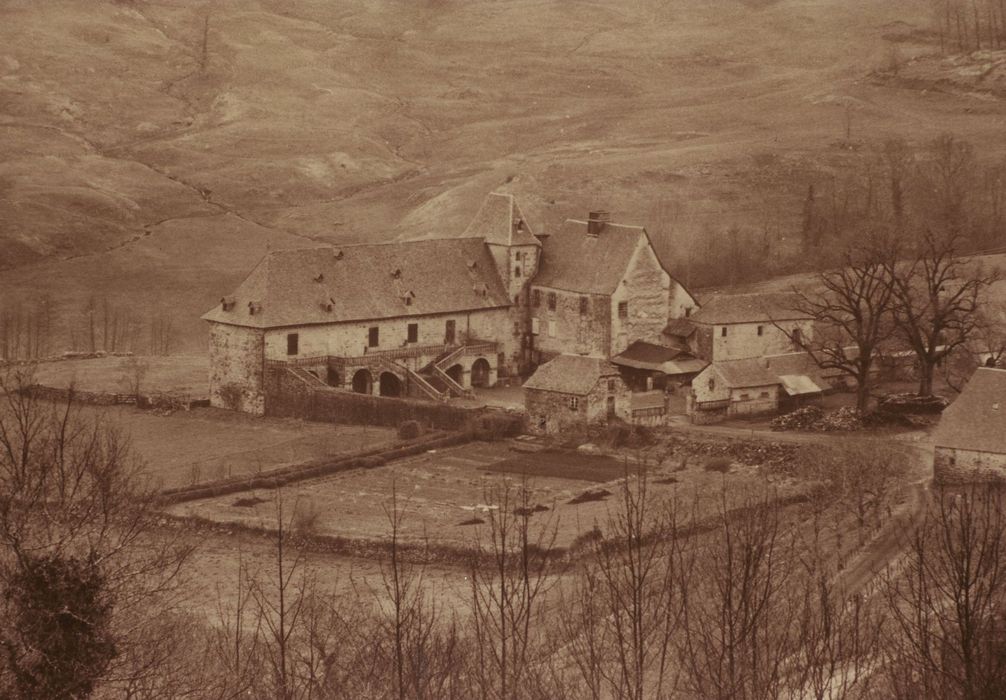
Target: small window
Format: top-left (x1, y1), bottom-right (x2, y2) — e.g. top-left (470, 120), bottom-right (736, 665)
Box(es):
top-left (607, 379), bottom-right (616, 392)
top-left (721, 327), bottom-right (728, 338)
top-left (757, 325), bottom-right (764, 337)
top-left (684, 307), bottom-right (692, 318)
top-left (513, 321), bottom-right (520, 335)
top-left (368, 326), bottom-right (379, 348)
top-left (515, 266), bottom-right (522, 278)
top-left (515, 293), bottom-right (521, 307)
top-left (568, 396), bottom-right (579, 411)
top-left (760, 391), bottom-right (769, 399)
top-left (531, 317), bottom-right (540, 335)
top-left (792, 328), bottom-right (803, 347)
top-left (286, 333), bottom-right (299, 356)
top-left (618, 301), bottom-right (628, 319)
top-left (580, 296), bottom-right (589, 316)
top-left (532, 290), bottom-right (541, 307)
top-left (740, 393), bottom-right (750, 400)
top-left (407, 323), bottom-right (418, 343)
top-left (708, 377), bottom-right (715, 391)
top-left (547, 292), bottom-right (557, 311)
top-left (548, 320), bottom-right (557, 338)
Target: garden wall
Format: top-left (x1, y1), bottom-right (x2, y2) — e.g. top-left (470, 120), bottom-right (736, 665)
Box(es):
top-left (265, 366), bottom-right (521, 433)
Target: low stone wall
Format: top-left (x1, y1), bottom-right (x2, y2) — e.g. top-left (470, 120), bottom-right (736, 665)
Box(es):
top-left (24, 384), bottom-right (208, 411)
top-left (158, 431), bottom-right (473, 505)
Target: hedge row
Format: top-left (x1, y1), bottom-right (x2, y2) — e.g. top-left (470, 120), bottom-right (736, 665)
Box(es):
top-left (158, 431), bottom-right (473, 506)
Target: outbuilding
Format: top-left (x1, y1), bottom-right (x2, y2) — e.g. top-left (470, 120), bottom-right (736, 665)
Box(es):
top-left (933, 367), bottom-right (1006, 484)
top-left (524, 354), bottom-right (630, 434)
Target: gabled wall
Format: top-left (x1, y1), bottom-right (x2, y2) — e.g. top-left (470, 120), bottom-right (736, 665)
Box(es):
top-left (611, 237), bottom-right (671, 356)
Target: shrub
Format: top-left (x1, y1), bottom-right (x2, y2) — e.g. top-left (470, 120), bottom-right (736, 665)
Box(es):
top-left (704, 457), bottom-right (732, 473)
top-left (398, 419), bottom-right (423, 440)
top-left (470, 412), bottom-right (523, 441)
top-left (217, 383), bottom-right (243, 411)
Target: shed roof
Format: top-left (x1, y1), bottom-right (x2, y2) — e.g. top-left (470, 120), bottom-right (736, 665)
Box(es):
top-left (690, 292), bottom-right (810, 325)
top-left (933, 367), bottom-right (1006, 453)
top-left (611, 341), bottom-right (708, 376)
top-left (202, 238), bottom-right (509, 328)
top-left (664, 317), bottom-right (697, 338)
top-left (523, 354), bottom-right (620, 395)
top-left (461, 191), bottom-right (541, 247)
top-left (707, 351), bottom-right (830, 390)
top-left (533, 219), bottom-right (653, 295)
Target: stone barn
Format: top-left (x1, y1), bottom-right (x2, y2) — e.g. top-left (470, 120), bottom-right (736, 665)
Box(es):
top-left (524, 354), bottom-right (630, 435)
top-left (933, 367), bottom-right (1006, 484)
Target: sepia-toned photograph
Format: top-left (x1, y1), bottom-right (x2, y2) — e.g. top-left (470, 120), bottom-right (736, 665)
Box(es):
top-left (3, 0), bottom-right (1006, 697)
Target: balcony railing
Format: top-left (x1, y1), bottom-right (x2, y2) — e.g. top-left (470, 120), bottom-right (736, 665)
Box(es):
top-left (267, 340), bottom-right (499, 368)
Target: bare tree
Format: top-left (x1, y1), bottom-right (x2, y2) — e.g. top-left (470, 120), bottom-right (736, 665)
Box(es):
top-left (467, 478), bottom-right (559, 700)
top-left (677, 489), bottom-right (796, 700)
top-left (0, 366), bottom-right (192, 697)
top-left (880, 486), bottom-right (1006, 700)
top-left (886, 228), bottom-right (1000, 396)
top-left (785, 236), bottom-right (898, 411)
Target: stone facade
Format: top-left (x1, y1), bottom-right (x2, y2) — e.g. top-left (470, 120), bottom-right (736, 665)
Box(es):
top-left (262, 308), bottom-right (512, 366)
top-left (610, 238), bottom-right (673, 356)
top-left (934, 446), bottom-right (1006, 484)
top-left (691, 319), bottom-right (814, 363)
top-left (208, 323), bottom-right (266, 415)
top-left (529, 288), bottom-right (611, 360)
top-left (525, 375), bottom-right (630, 435)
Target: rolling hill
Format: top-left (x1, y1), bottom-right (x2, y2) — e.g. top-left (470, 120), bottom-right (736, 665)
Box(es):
top-left (5, 0), bottom-right (1002, 353)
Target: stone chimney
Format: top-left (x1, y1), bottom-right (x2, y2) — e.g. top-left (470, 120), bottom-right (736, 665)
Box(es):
top-left (586, 210), bottom-right (610, 236)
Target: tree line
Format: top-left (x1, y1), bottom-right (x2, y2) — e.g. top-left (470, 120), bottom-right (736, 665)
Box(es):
top-left (0, 296), bottom-right (177, 361)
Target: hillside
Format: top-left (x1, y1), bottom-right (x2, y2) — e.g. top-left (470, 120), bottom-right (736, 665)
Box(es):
top-left (5, 0), bottom-right (998, 352)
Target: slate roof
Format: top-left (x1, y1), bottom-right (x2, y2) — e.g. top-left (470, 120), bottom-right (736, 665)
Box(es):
top-left (664, 318), bottom-right (696, 338)
top-left (709, 351), bottom-right (830, 390)
top-left (690, 292), bottom-right (810, 325)
top-left (612, 341), bottom-right (683, 368)
top-left (933, 367), bottom-right (1006, 453)
top-left (533, 219), bottom-right (654, 295)
top-left (202, 238), bottom-right (510, 328)
top-left (461, 192), bottom-right (540, 247)
top-left (523, 354), bottom-right (620, 395)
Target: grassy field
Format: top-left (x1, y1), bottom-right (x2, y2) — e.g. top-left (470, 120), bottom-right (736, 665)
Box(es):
top-left (76, 404), bottom-right (397, 490)
top-left (33, 354), bottom-right (209, 396)
top-left (6, 0), bottom-right (992, 352)
top-left (166, 439), bottom-right (808, 549)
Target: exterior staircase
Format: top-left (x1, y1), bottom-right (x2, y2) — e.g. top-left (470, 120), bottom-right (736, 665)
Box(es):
top-left (416, 344), bottom-right (475, 399)
top-left (286, 366), bottom-right (329, 388)
top-left (376, 357), bottom-right (448, 402)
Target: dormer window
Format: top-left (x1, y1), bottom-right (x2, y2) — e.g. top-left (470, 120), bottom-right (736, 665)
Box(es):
top-left (221, 296), bottom-right (236, 312)
top-left (402, 290), bottom-right (415, 306)
top-left (467, 259), bottom-right (478, 270)
top-left (248, 301), bottom-right (262, 316)
top-left (391, 268), bottom-right (402, 279)
top-left (320, 298), bottom-right (335, 312)
top-left (313, 272), bottom-right (325, 283)
top-left (334, 249), bottom-right (344, 260)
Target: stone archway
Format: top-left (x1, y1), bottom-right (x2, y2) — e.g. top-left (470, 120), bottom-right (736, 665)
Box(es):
top-left (471, 357), bottom-right (491, 388)
top-left (352, 369), bottom-right (372, 394)
top-left (446, 363), bottom-right (464, 385)
top-left (379, 372), bottom-right (403, 397)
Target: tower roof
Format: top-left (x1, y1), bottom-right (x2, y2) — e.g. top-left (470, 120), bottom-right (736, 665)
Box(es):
top-left (462, 192), bottom-right (541, 247)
